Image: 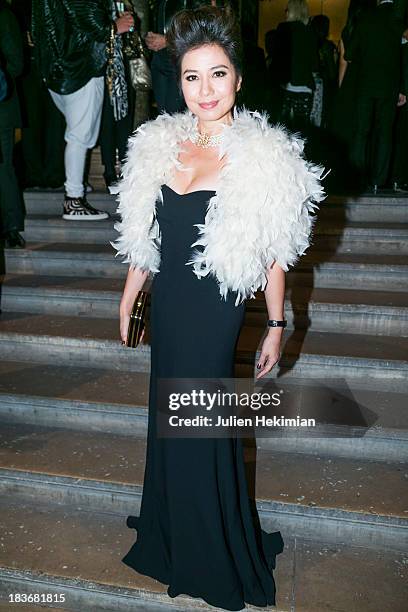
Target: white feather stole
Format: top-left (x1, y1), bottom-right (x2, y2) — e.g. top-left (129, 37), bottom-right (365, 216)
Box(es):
top-left (111, 108), bottom-right (326, 305)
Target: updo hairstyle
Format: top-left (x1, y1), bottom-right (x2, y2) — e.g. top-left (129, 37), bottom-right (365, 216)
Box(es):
top-left (166, 5), bottom-right (243, 85)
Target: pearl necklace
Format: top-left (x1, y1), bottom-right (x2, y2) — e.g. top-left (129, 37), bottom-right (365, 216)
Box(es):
top-left (190, 129), bottom-right (224, 148)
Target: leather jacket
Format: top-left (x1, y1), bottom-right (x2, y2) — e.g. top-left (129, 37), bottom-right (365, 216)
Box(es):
top-left (31, 0), bottom-right (112, 94)
top-left (0, 1), bottom-right (23, 129)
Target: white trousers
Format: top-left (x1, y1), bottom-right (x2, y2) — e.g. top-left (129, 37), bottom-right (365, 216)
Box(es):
top-left (49, 76), bottom-right (104, 198)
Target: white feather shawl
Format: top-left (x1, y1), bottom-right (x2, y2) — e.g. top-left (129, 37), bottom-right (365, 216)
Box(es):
top-left (111, 107), bottom-right (326, 305)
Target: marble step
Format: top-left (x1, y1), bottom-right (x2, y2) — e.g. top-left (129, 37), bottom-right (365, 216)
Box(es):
top-left (1, 275), bottom-right (407, 337)
top-left (0, 312), bottom-right (406, 381)
top-left (23, 190), bottom-right (408, 223)
top-left (0, 496), bottom-right (288, 612)
top-left (0, 603), bottom-right (66, 612)
top-left (4, 243), bottom-right (408, 291)
top-left (239, 327), bottom-right (408, 382)
top-left (1, 497), bottom-right (407, 612)
top-left (319, 193), bottom-right (408, 222)
top-left (0, 360), bottom-right (406, 462)
top-left (0, 274), bottom-right (124, 319)
top-left (0, 423), bottom-right (407, 550)
top-left (21, 214), bottom-right (408, 254)
top-left (312, 222), bottom-right (408, 254)
top-left (23, 214), bottom-right (119, 245)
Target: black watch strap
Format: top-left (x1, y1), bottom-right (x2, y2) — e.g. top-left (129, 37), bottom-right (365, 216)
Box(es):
top-left (267, 319), bottom-right (287, 328)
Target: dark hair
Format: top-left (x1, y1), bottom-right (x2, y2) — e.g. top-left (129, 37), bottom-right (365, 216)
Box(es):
top-left (166, 5), bottom-right (243, 84)
top-left (311, 14), bottom-right (330, 40)
top-left (342, 0), bottom-right (376, 49)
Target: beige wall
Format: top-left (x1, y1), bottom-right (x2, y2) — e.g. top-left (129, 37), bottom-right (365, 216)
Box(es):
top-left (258, 0), bottom-right (350, 47)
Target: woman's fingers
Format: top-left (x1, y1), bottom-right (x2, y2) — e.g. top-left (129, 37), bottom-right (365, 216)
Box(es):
top-left (120, 317), bottom-right (145, 346)
top-left (256, 356), bottom-right (271, 379)
top-left (256, 351), bottom-right (279, 379)
top-left (120, 315), bottom-right (130, 343)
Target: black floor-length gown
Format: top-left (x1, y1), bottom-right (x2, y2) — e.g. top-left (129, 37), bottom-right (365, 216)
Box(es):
top-left (122, 184), bottom-right (282, 611)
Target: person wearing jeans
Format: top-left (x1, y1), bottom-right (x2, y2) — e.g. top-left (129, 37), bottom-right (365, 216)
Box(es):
top-left (49, 76), bottom-right (105, 209)
top-left (31, 0), bottom-right (134, 220)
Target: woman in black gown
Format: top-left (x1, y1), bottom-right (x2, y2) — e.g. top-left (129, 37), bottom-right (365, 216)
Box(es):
top-left (115, 5), bottom-right (324, 610)
top-left (121, 188), bottom-right (280, 610)
top-left (123, 186), bottom-right (268, 610)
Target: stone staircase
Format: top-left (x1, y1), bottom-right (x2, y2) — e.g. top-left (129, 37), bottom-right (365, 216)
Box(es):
top-left (0, 191), bottom-right (407, 611)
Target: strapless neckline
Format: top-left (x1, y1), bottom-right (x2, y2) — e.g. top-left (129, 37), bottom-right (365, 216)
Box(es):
top-left (162, 184), bottom-right (216, 197)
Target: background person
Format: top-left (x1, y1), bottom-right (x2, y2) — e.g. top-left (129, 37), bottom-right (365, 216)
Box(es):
top-left (31, 0), bottom-right (134, 220)
top-left (310, 14), bottom-right (337, 128)
top-left (326, 0), bottom-right (376, 190)
top-left (10, 0), bottom-right (65, 190)
top-left (347, 0), bottom-right (405, 192)
top-left (275, 0), bottom-right (319, 132)
top-left (145, 0), bottom-right (190, 114)
top-left (99, 0), bottom-right (138, 192)
top-left (0, 0), bottom-right (26, 248)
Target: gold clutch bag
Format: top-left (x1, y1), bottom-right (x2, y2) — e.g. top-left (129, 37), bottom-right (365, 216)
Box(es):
top-left (126, 290), bottom-right (148, 348)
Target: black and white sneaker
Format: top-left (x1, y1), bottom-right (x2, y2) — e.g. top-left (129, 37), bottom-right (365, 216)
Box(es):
top-left (62, 196), bottom-right (109, 221)
top-left (393, 181), bottom-right (408, 194)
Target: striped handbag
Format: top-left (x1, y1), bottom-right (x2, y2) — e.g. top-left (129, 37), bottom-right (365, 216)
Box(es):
top-left (126, 291), bottom-right (148, 348)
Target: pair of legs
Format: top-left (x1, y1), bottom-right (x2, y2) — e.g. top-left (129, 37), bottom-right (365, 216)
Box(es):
top-left (49, 76), bottom-right (104, 199)
top-left (18, 60), bottom-right (65, 188)
top-left (351, 93), bottom-right (398, 187)
top-left (391, 100), bottom-right (408, 189)
top-left (0, 128), bottom-right (25, 246)
top-left (99, 78), bottom-right (135, 188)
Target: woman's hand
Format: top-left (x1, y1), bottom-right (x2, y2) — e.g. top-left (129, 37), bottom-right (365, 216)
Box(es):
top-left (397, 93), bottom-right (406, 107)
top-left (120, 307), bottom-right (131, 344)
top-left (119, 266), bottom-right (148, 345)
top-left (258, 261), bottom-right (285, 379)
top-left (256, 330), bottom-right (282, 379)
top-left (119, 308), bottom-right (145, 346)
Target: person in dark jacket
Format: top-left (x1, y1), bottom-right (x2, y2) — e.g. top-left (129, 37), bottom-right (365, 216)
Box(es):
top-left (0, 0), bottom-right (26, 248)
top-left (239, 22), bottom-right (269, 113)
top-left (327, 0), bottom-right (376, 185)
top-left (31, 0), bottom-right (134, 219)
top-left (275, 0), bottom-right (319, 132)
top-left (347, 0), bottom-right (404, 191)
top-left (146, 0), bottom-right (223, 114)
top-left (145, 0), bottom-right (190, 114)
top-left (311, 14), bottom-right (338, 128)
top-left (98, 0), bottom-right (138, 192)
top-left (391, 32), bottom-right (408, 190)
top-left (10, 0), bottom-right (65, 190)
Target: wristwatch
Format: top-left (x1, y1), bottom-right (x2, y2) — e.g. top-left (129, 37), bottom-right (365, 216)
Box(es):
top-left (267, 319), bottom-right (287, 328)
